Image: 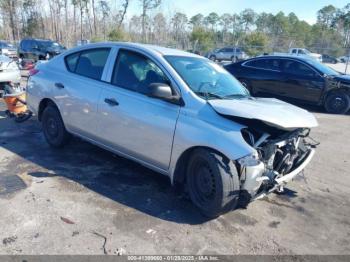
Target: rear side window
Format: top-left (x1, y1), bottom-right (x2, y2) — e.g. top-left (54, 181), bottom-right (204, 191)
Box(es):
top-left (245, 59), bottom-right (269, 69)
top-left (65, 53), bottom-right (80, 72)
top-left (245, 59), bottom-right (280, 71)
top-left (65, 48), bottom-right (110, 80)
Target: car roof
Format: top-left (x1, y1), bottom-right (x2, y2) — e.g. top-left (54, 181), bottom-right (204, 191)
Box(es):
top-left (68, 42), bottom-right (201, 58)
top-left (21, 38), bottom-right (53, 42)
top-left (245, 55), bottom-right (316, 63)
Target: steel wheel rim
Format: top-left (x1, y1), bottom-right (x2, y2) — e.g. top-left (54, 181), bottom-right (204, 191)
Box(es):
top-left (331, 96), bottom-right (346, 111)
top-left (46, 117), bottom-right (59, 138)
top-left (190, 159), bottom-right (216, 205)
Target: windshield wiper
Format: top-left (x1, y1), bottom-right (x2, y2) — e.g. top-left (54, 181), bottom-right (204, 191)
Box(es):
top-left (223, 94), bottom-right (249, 99)
top-left (195, 91), bottom-right (223, 100)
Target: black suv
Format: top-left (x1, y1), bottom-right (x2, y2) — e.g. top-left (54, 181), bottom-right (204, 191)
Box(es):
top-left (18, 39), bottom-right (66, 61)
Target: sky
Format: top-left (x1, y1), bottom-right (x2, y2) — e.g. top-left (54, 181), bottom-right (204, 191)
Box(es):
top-left (124, 0), bottom-right (349, 25)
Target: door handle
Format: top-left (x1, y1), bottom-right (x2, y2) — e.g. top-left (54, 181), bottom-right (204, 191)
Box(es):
top-left (55, 82), bottom-right (65, 89)
top-left (104, 98), bottom-right (119, 106)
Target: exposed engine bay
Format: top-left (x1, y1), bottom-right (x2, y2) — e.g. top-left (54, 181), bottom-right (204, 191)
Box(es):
top-left (223, 115), bottom-right (319, 202)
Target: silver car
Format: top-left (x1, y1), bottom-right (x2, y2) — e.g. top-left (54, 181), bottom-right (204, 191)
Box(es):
top-left (0, 55), bottom-right (21, 96)
top-left (0, 41), bottom-right (18, 59)
top-left (206, 47), bottom-right (248, 62)
top-left (27, 42), bottom-right (318, 217)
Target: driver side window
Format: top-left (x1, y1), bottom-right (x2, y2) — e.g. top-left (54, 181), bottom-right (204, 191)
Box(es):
top-left (283, 60), bottom-right (315, 77)
top-left (112, 49), bottom-right (169, 94)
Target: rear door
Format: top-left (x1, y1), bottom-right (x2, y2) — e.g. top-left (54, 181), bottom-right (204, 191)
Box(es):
top-left (242, 58), bottom-right (284, 95)
top-left (280, 59), bottom-right (325, 103)
top-left (96, 48), bottom-right (180, 170)
top-left (223, 48), bottom-right (233, 60)
top-left (53, 48), bottom-right (111, 138)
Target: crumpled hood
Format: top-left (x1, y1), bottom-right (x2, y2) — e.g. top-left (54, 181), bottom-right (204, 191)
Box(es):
top-left (208, 97), bottom-right (318, 130)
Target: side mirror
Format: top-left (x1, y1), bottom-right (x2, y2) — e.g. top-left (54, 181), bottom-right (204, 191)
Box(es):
top-left (148, 83), bottom-right (173, 100)
top-left (148, 83), bottom-right (184, 105)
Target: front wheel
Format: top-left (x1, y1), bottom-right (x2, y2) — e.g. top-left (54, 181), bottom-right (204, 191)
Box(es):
top-left (42, 105), bottom-right (70, 147)
top-left (186, 148), bottom-right (240, 218)
top-left (209, 55), bottom-right (216, 62)
top-left (324, 91), bottom-right (350, 114)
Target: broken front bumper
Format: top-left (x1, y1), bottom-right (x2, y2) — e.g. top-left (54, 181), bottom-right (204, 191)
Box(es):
top-left (241, 148), bottom-right (315, 199)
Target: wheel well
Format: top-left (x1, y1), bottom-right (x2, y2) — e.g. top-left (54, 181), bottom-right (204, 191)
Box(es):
top-left (323, 88), bottom-right (350, 104)
top-left (38, 98), bottom-right (56, 121)
top-left (172, 146), bottom-right (230, 186)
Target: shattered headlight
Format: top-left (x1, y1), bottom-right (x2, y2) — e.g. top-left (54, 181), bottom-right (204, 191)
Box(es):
top-left (237, 152), bottom-right (261, 167)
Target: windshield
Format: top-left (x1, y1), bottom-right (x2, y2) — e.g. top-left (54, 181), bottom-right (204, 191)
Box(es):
top-left (0, 42), bottom-right (12, 48)
top-left (165, 56), bottom-right (249, 100)
top-left (302, 49), bottom-right (311, 54)
top-left (305, 59), bottom-right (340, 76)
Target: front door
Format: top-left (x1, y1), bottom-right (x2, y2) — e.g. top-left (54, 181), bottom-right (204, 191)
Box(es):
top-left (280, 59), bottom-right (325, 103)
top-left (97, 49), bottom-right (180, 170)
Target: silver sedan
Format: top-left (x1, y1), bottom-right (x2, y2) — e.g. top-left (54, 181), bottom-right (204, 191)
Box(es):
top-left (26, 42), bottom-right (318, 217)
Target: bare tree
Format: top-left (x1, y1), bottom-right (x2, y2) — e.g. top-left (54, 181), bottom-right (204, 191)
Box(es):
top-left (98, 0), bottom-right (109, 40)
top-left (91, 0), bottom-right (97, 35)
top-left (0, 0), bottom-right (18, 41)
top-left (139, 0), bottom-right (161, 42)
top-left (117, 0), bottom-right (129, 29)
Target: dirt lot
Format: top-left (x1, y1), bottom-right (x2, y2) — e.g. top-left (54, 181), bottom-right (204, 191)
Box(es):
top-left (0, 77), bottom-right (349, 255)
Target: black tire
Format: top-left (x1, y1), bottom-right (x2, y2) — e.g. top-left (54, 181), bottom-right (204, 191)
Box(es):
top-left (42, 105), bottom-right (70, 147)
top-left (209, 55), bottom-right (216, 61)
top-left (231, 56), bottom-right (237, 63)
top-left (186, 148), bottom-right (240, 218)
top-left (324, 91), bottom-right (350, 114)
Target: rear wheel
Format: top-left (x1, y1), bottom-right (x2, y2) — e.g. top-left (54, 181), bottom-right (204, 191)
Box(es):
top-left (324, 91), bottom-right (350, 114)
top-left (186, 148), bottom-right (240, 218)
top-left (42, 105), bottom-right (70, 147)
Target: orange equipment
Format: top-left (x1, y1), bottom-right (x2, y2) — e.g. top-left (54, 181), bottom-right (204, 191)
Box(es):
top-left (3, 92), bottom-right (27, 114)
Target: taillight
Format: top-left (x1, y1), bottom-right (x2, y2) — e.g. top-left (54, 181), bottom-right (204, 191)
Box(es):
top-left (29, 68), bottom-right (39, 76)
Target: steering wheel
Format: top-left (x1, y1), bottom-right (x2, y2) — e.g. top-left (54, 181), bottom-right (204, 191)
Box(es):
top-left (197, 81), bottom-right (215, 93)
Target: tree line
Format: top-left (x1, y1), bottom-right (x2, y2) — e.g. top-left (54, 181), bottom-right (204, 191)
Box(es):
top-left (0, 1), bottom-right (350, 56)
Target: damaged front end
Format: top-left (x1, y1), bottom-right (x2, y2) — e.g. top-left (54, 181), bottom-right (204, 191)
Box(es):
top-left (235, 119), bottom-right (319, 204)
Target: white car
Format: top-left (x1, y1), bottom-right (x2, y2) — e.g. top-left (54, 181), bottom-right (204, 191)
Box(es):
top-left (27, 42), bottom-right (318, 217)
top-left (289, 48), bottom-right (322, 62)
top-left (0, 55), bottom-right (21, 96)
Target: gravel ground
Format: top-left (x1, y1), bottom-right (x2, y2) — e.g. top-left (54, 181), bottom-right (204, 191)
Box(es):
top-left (0, 78), bottom-right (349, 255)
